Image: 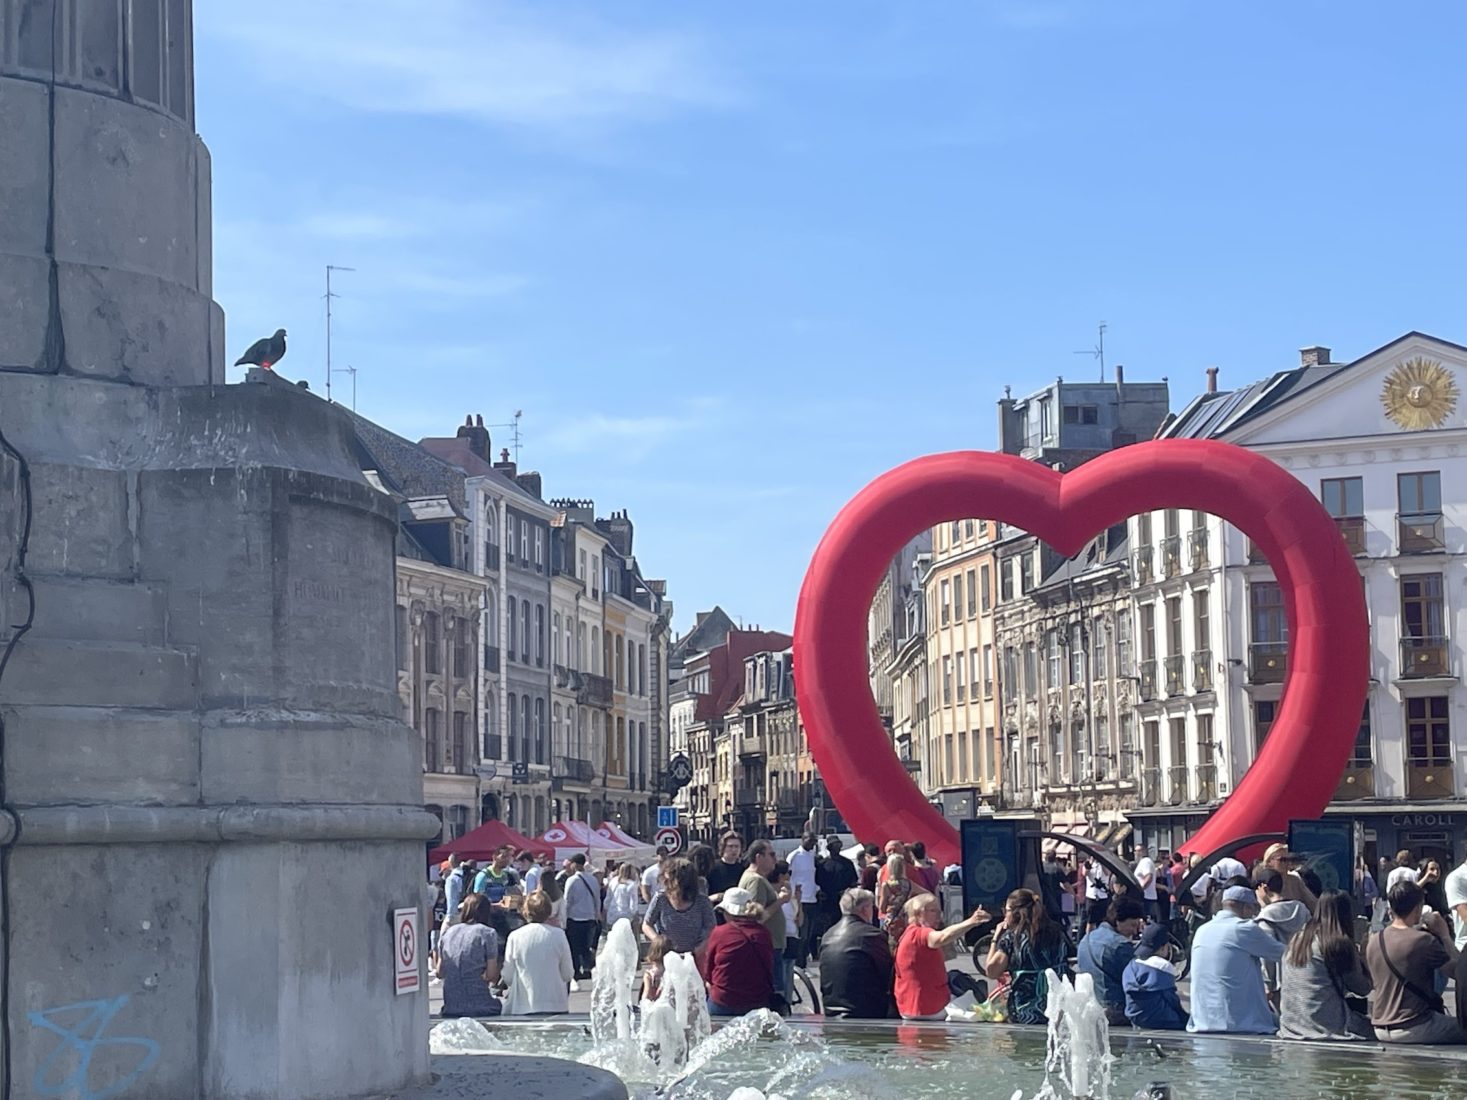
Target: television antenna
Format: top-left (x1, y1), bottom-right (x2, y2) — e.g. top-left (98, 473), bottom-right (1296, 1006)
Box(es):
top-left (1073, 322), bottom-right (1107, 382)
top-left (489, 410), bottom-right (524, 463)
top-left (324, 264), bottom-right (356, 402)
top-left (331, 363), bottom-right (358, 410)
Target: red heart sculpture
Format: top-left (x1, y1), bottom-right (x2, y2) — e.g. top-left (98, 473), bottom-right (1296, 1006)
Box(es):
top-left (794, 439), bottom-right (1368, 869)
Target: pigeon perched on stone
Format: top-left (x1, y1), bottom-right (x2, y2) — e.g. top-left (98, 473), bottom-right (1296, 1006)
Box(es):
top-left (235, 328), bottom-right (287, 370)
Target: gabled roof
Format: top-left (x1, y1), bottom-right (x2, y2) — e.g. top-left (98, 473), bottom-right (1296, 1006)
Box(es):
top-left (417, 437), bottom-right (551, 511)
top-left (346, 409), bottom-right (468, 512)
top-left (1161, 331), bottom-right (1467, 441)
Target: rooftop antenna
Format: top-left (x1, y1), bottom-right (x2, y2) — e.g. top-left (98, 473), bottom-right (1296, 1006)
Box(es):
top-left (324, 264), bottom-right (356, 402)
top-left (331, 363), bottom-right (358, 410)
top-left (489, 410), bottom-right (524, 463)
top-left (1073, 322), bottom-right (1107, 382)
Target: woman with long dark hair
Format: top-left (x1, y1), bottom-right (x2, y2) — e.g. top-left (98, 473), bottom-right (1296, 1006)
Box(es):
top-left (436, 893), bottom-right (503, 1018)
top-left (986, 888), bottom-right (1070, 1024)
top-left (1279, 889), bottom-right (1373, 1040)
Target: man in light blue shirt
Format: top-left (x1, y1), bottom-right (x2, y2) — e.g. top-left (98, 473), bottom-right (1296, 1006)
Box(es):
top-left (1187, 885), bottom-right (1286, 1034)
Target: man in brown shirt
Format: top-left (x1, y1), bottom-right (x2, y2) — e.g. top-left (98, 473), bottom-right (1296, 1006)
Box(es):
top-left (1365, 878), bottom-right (1464, 1044)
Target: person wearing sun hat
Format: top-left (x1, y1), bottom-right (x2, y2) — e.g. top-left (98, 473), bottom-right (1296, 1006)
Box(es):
top-left (703, 887), bottom-right (775, 1016)
top-left (1187, 885), bottom-right (1286, 1034)
top-left (1260, 842), bottom-right (1319, 914)
top-left (1122, 922), bottom-right (1187, 1030)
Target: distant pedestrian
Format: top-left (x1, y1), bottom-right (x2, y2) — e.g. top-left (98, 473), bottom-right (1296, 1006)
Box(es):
top-left (501, 891), bottom-right (573, 1016)
top-left (605, 862), bottom-right (644, 931)
top-left (561, 854), bottom-right (602, 981)
top-left (707, 832), bottom-right (746, 905)
top-left (641, 934), bottom-right (672, 1003)
top-left (1386, 849), bottom-right (1419, 894)
top-left (437, 893), bottom-right (502, 1018)
top-left (642, 856), bottom-right (716, 958)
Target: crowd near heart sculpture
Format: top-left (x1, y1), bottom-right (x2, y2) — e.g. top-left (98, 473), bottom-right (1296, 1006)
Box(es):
top-left (793, 440), bottom-right (1369, 869)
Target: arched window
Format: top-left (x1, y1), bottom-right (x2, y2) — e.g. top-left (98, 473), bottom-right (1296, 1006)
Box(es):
top-left (507, 596), bottom-right (517, 660)
top-left (521, 601), bottom-right (530, 663)
top-left (591, 627), bottom-right (600, 674)
top-left (637, 644), bottom-right (646, 695)
top-left (552, 702), bottom-right (562, 756)
top-left (578, 622), bottom-right (586, 670)
top-left (534, 697), bottom-right (546, 764)
top-left (616, 637), bottom-right (625, 691)
top-left (521, 695), bottom-right (531, 762)
top-left (552, 612), bottom-right (561, 666)
top-left (485, 590), bottom-right (498, 647)
top-left (535, 604), bottom-right (545, 667)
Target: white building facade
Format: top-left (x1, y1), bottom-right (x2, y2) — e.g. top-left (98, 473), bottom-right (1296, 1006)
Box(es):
top-left (1127, 333), bottom-right (1467, 868)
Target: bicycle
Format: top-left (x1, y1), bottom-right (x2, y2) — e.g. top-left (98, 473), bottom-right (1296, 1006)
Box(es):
top-left (787, 965), bottom-right (821, 1015)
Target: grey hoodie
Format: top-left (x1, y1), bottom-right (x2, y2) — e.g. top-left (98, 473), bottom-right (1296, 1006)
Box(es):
top-left (1256, 900), bottom-right (1311, 992)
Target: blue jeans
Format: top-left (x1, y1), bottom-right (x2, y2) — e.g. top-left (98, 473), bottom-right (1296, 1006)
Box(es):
top-left (776, 955), bottom-right (793, 999)
top-left (708, 998), bottom-right (745, 1017)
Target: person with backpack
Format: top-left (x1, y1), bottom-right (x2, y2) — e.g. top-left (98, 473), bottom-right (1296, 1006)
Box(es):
top-left (561, 854), bottom-right (602, 981)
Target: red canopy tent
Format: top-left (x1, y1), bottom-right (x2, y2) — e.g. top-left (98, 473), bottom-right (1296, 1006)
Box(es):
top-left (428, 819), bottom-right (552, 865)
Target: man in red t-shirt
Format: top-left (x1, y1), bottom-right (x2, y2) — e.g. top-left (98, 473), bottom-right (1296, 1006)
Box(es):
top-left (705, 887), bottom-right (775, 1016)
top-left (894, 895), bottom-right (990, 1020)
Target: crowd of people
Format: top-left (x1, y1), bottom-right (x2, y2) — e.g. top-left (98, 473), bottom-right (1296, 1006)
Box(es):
top-left (427, 834), bottom-right (1467, 1044)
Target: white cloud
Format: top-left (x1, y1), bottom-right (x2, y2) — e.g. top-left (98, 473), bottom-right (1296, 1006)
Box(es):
top-left (204, 1), bottom-right (736, 134)
top-left (542, 398), bottom-right (721, 462)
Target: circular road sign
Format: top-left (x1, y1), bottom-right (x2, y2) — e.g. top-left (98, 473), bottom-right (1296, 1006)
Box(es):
top-left (655, 827), bottom-right (683, 855)
top-left (668, 754), bottom-right (693, 786)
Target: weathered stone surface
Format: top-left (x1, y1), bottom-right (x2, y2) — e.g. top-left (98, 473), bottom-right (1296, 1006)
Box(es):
top-left (0, 252), bottom-right (50, 370)
top-left (8, 844), bottom-right (207, 1100)
top-left (204, 841), bottom-right (429, 1099)
top-left (399, 1056), bottom-right (629, 1100)
top-left (26, 461), bottom-right (133, 577)
top-left (6, 705), bottom-right (202, 805)
top-left (52, 86), bottom-right (200, 289)
top-left (5, 637), bottom-right (198, 709)
top-left (0, 76), bottom-right (48, 256)
top-left (57, 261), bottom-right (214, 385)
top-left (26, 575), bottom-right (168, 645)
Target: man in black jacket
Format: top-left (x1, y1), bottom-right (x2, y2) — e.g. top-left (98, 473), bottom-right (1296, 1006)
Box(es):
top-left (819, 888), bottom-right (894, 1018)
top-left (812, 836), bottom-right (859, 951)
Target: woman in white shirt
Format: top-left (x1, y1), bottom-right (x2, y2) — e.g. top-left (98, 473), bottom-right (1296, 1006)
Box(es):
top-left (604, 863), bottom-right (644, 931)
top-left (501, 891), bottom-right (574, 1015)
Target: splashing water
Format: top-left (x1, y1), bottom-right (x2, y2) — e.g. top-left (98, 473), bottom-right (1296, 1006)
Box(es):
top-left (1036, 969), bottom-right (1113, 1100)
top-left (428, 1017), bottom-right (504, 1054)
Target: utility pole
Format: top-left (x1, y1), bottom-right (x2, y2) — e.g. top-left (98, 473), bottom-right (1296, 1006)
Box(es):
top-left (324, 264), bottom-right (356, 402)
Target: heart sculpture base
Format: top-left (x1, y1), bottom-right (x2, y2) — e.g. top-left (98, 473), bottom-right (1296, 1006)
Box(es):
top-left (794, 440), bottom-right (1369, 869)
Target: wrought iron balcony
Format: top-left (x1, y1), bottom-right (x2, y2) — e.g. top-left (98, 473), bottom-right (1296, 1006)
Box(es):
top-left (1164, 654), bottom-right (1184, 695)
top-left (577, 673), bottom-right (613, 707)
top-left (1407, 762), bottom-right (1455, 799)
top-left (553, 664), bottom-right (579, 690)
top-left (734, 786), bottom-right (762, 807)
top-left (1401, 636), bottom-right (1451, 679)
top-left (1165, 765), bottom-right (1189, 806)
top-left (1161, 535), bottom-right (1182, 579)
top-left (1132, 547), bottom-right (1154, 586)
top-left (1399, 512), bottom-right (1444, 554)
top-left (1192, 649), bottom-right (1213, 692)
top-left (1334, 516), bottom-right (1366, 556)
top-left (1195, 763), bottom-right (1218, 803)
top-left (1139, 766), bottom-right (1162, 807)
top-left (776, 789), bottom-right (799, 811)
top-left (1334, 764), bottom-right (1374, 801)
top-left (1188, 528), bottom-right (1209, 571)
top-left (1138, 659), bottom-right (1158, 702)
top-left (1248, 642), bottom-right (1288, 684)
top-left (555, 756), bottom-right (595, 783)
top-left (738, 731), bottom-right (766, 760)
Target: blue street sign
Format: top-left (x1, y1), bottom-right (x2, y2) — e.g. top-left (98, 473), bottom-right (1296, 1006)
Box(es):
top-left (657, 805), bottom-right (678, 830)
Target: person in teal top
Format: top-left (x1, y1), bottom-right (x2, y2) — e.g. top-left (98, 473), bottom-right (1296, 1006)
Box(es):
top-left (986, 888), bottom-right (1070, 1024)
top-left (1187, 885), bottom-right (1286, 1034)
top-left (473, 847), bottom-right (521, 903)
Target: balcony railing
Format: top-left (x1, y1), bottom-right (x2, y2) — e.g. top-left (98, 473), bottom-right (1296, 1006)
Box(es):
top-left (1188, 528), bottom-right (1209, 571)
top-left (1192, 649), bottom-right (1213, 692)
top-left (1399, 512), bottom-right (1445, 554)
top-left (1164, 654), bottom-right (1184, 695)
top-left (738, 732), bottom-right (766, 760)
top-left (483, 645), bottom-right (500, 674)
top-left (734, 786), bottom-right (762, 807)
top-left (1249, 641), bottom-right (1288, 683)
top-left (1334, 515), bottom-right (1366, 556)
top-left (1334, 764), bottom-right (1374, 801)
top-left (1401, 636), bottom-right (1450, 679)
top-left (1406, 761), bottom-right (1455, 799)
top-left (577, 673), bottom-right (613, 707)
top-left (775, 789), bottom-right (799, 811)
top-left (1138, 659), bottom-right (1158, 702)
top-left (555, 756), bottom-right (595, 783)
top-left (553, 664), bottom-right (578, 690)
top-left (1195, 763), bottom-right (1218, 803)
top-left (1139, 766), bottom-right (1162, 807)
top-left (1132, 547), bottom-right (1154, 585)
top-left (1165, 765), bottom-right (1188, 806)
top-left (1160, 535), bottom-right (1182, 579)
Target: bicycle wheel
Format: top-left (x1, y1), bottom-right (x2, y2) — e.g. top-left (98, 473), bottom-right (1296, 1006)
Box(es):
top-left (791, 967), bottom-right (821, 1015)
top-left (1166, 932), bottom-right (1190, 981)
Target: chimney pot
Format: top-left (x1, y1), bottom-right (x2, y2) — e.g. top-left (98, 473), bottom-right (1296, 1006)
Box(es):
top-left (1299, 346), bottom-right (1332, 368)
top-left (1205, 366), bottom-right (1219, 394)
top-left (501, 449), bottom-right (510, 462)
top-left (1114, 364), bottom-right (1125, 385)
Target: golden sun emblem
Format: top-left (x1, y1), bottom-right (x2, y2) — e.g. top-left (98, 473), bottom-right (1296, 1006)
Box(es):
top-left (1381, 357), bottom-right (1458, 430)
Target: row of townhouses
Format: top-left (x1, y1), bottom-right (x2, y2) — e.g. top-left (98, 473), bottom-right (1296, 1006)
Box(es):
top-left (874, 331), bottom-right (1467, 872)
top-left (350, 413), bottom-right (673, 847)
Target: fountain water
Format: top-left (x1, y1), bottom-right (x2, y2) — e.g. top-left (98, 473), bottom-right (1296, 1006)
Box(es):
top-left (1037, 970), bottom-right (1114, 1100)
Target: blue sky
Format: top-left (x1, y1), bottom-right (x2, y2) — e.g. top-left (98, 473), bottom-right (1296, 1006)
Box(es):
top-left (197, 2), bottom-right (1467, 635)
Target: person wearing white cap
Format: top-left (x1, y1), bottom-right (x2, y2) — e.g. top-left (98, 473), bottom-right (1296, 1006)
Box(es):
top-left (1187, 885), bottom-right (1286, 1035)
top-left (704, 887), bottom-right (774, 1016)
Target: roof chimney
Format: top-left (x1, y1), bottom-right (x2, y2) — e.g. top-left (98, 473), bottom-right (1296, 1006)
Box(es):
top-left (494, 447), bottom-right (517, 478)
top-left (1299, 346), bottom-right (1332, 368)
top-left (455, 412), bottom-right (492, 461)
top-left (1114, 363), bottom-right (1124, 385)
top-left (1205, 366), bottom-right (1219, 394)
